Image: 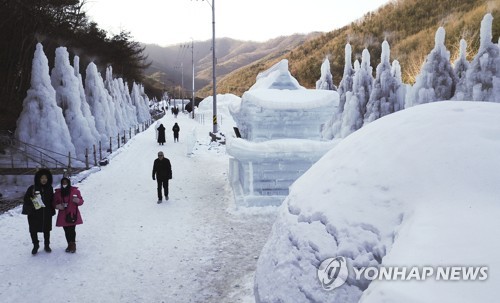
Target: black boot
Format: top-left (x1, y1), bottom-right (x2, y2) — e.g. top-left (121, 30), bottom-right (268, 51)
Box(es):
top-left (32, 241), bottom-right (39, 255)
top-left (43, 232), bottom-right (51, 252)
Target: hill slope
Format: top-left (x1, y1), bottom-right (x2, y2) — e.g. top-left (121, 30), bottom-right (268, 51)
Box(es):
top-left (143, 34), bottom-right (320, 98)
top-left (216, 0), bottom-right (499, 96)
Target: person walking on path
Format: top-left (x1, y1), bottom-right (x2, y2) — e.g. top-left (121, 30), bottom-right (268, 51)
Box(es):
top-left (172, 122), bottom-right (180, 143)
top-left (152, 151), bottom-right (172, 204)
top-left (21, 168), bottom-right (55, 255)
top-left (53, 177), bottom-right (84, 253)
top-left (157, 123), bottom-right (166, 145)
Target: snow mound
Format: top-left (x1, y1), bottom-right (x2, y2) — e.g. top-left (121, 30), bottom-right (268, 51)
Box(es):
top-left (254, 101), bottom-right (500, 302)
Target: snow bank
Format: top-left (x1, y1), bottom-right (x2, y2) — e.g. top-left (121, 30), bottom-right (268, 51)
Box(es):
top-left (254, 101), bottom-right (500, 302)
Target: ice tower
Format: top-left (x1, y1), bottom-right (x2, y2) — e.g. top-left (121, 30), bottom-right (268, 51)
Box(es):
top-left (227, 60), bottom-right (339, 206)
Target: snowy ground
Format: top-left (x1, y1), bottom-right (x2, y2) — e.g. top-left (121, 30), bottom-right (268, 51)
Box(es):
top-left (0, 112), bottom-right (277, 303)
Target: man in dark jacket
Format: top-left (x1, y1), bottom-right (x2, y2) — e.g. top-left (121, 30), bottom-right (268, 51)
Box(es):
top-left (152, 151), bottom-right (172, 203)
top-left (172, 123), bottom-right (180, 142)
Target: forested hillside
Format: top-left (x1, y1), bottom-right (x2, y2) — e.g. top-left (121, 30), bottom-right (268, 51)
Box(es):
top-left (212, 0), bottom-right (499, 97)
top-left (143, 34), bottom-right (320, 99)
top-left (0, 0), bottom-right (148, 130)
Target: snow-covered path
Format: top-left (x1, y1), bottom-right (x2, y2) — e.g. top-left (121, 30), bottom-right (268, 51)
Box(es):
top-left (0, 113), bottom-right (276, 303)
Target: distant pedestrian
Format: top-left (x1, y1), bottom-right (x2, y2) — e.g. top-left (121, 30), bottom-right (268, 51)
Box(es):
top-left (21, 168), bottom-right (55, 255)
top-left (172, 122), bottom-right (180, 142)
top-left (53, 177), bottom-right (84, 253)
top-left (157, 124), bottom-right (166, 145)
top-left (152, 151), bottom-right (172, 203)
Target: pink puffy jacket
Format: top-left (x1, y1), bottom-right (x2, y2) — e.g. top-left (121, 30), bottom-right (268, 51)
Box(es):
top-left (53, 186), bottom-right (84, 227)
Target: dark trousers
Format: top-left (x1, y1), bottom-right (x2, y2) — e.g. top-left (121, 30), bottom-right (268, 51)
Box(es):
top-left (30, 231), bottom-right (50, 244)
top-left (63, 226), bottom-right (76, 243)
top-left (157, 179), bottom-right (169, 199)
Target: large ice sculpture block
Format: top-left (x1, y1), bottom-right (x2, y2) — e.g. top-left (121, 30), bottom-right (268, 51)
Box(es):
top-left (230, 89), bottom-right (338, 141)
top-left (228, 59), bottom-right (339, 206)
top-left (227, 138), bottom-right (340, 206)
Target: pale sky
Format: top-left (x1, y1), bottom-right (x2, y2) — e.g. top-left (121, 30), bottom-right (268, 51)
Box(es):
top-left (86, 0), bottom-right (392, 47)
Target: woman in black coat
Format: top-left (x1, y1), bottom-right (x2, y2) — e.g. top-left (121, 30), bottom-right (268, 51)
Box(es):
top-left (22, 168), bottom-right (55, 255)
top-left (157, 124), bottom-right (166, 145)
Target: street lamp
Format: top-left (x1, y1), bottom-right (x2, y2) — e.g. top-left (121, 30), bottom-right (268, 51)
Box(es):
top-left (195, 0), bottom-right (217, 134)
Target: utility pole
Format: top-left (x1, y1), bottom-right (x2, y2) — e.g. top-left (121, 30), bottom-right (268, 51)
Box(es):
top-left (191, 39), bottom-right (195, 119)
top-left (181, 61), bottom-right (185, 112)
top-left (194, 0), bottom-right (217, 134)
top-left (211, 0), bottom-right (217, 133)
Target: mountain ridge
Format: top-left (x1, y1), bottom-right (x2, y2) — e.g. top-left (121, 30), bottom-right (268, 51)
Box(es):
top-left (142, 33), bottom-right (321, 98)
top-left (143, 0), bottom-right (499, 99)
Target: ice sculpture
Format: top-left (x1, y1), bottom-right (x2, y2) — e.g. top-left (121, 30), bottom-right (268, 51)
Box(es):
top-left (227, 59), bottom-right (339, 206)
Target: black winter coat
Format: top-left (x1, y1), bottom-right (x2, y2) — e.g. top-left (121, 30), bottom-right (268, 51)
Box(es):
top-left (157, 124), bottom-right (166, 143)
top-left (172, 124), bottom-right (180, 135)
top-left (152, 158), bottom-right (172, 181)
top-left (21, 169), bottom-right (55, 233)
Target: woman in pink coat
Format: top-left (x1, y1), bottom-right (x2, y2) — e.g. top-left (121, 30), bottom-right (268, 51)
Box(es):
top-left (53, 177), bottom-right (84, 253)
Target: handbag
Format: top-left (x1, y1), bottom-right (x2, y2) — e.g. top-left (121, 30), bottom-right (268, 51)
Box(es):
top-left (63, 196), bottom-right (78, 223)
top-left (65, 210), bottom-right (78, 223)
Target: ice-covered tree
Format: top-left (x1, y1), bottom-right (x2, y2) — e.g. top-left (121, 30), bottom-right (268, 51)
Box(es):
top-left (341, 49), bottom-right (374, 137)
top-left (51, 47), bottom-right (98, 160)
top-left (464, 13), bottom-right (500, 102)
top-left (73, 55), bottom-right (100, 143)
top-left (104, 67), bottom-right (126, 132)
top-left (117, 78), bottom-right (138, 127)
top-left (131, 83), bottom-right (151, 123)
top-left (85, 62), bottom-right (118, 143)
top-left (338, 43), bottom-right (355, 112)
top-left (364, 40), bottom-right (403, 123)
top-left (452, 39), bottom-right (470, 101)
top-left (139, 84), bottom-right (152, 119)
top-left (139, 83), bottom-right (149, 122)
top-left (406, 27), bottom-right (457, 107)
top-left (391, 59), bottom-right (406, 111)
top-left (322, 44), bottom-right (354, 139)
top-left (15, 43), bottom-right (76, 163)
top-left (316, 56), bottom-right (337, 91)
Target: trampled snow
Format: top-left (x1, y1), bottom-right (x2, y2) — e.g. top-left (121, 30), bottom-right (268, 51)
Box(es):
top-left (254, 101), bottom-right (500, 302)
top-left (1, 108), bottom-right (276, 303)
